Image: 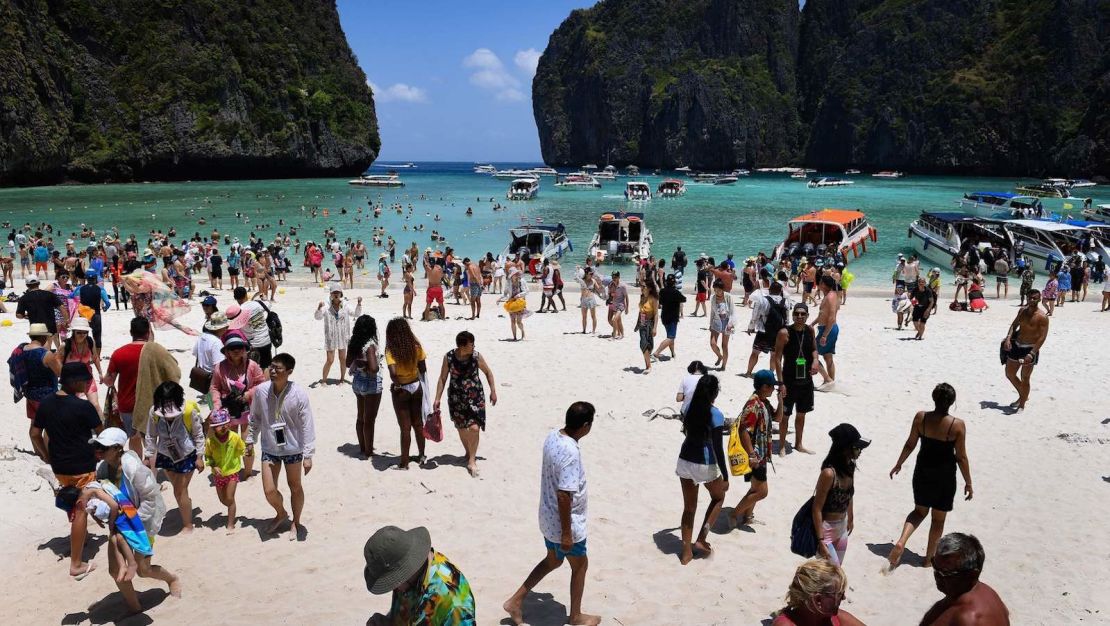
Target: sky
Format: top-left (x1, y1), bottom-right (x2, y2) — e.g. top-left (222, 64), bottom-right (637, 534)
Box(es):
top-left (336, 1), bottom-right (595, 163)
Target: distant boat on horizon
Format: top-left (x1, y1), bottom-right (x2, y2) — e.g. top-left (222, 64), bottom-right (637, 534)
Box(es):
top-left (371, 162), bottom-right (416, 169)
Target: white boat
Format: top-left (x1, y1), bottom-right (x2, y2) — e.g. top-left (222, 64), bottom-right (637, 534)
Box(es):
top-left (872, 171), bottom-right (904, 178)
top-left (807, 177), bottom-right (854, 188)
top-left (595, 165), bottom-right (618, 180)
top-left (624, 181), bottom-right (652, 201)
top-left (908, 212), bottom-right (1014, 268)
top-left (657, 179), bottom-right (686, 197)
top-left (373, 162), bottom-right (416, 169)
top-left (1067, 179), bottom-right (1097, 188)
top-left (713, 176), bottom-right (739, 185)
top-left (588, 212), bottom-right (652, 264)
top-left (675, 166), bottom-right (692, 172)
top-left (1015, 183), bottom-right (1070, 198)
top-left (529, 167), bottom-right (559, 177)
top-left (507, 178), bottom-right (539, 200)
top-left (553, 172), bottom-right (601, 190)
top-left (957, 192), bottom-right (1045, 219)
top-left (1002, 219), bottom-right (1090, 270)
top-left (730, 169), bottom-right (751, 177)
top-left (845, 169), bottom-right (861, 175)
top-left (1081, 204), bottom-right (1110, 223)
top-left (772, 209), bottom-right (875, 262)
top-left (690, 173), bottom-right (720, 184)
top-left (582, 164), bottom-right (598, 171)
top-left (502, 221), bottom-right (572, 262)
top-left (348, 174), bottom-right (405, 187)
top-left (493, 169), bottom-right (535, 180)
top-left (473, 164), bottom-right (496, 174)
top-left (790, 171), bottom-right (807, 179)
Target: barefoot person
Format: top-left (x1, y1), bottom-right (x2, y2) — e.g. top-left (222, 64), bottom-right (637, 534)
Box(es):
top-left (727, 370), bottom-right (782, 527)
top-left (636, 281), bottom-right (659, 373)
top-left (653, 273), bottom-right (686, 359)
top-left (385, 317), bottom-right (428, 468)
top-left (433, 331), bottom-right (497, 476)
top-left (773, 303), bottom-right (818, 455)
top-left (203, 409), bottom-right (244, 532)
top-left (606, 271), bottom-right (628, 340)
top-left (143, 382), bottom-right (204, 534)
top-left (920, 533), bottom-right (1010, 625)
top-left (708, 279), bottom-right (736, 370)
top-left (247, 353), bottom-right (315, 535)
top-left (91, 428), bottom-right (181, 615)
top-left (812, 275), bottom-right (840, 387)
top-left (675, 375), bottom-right (729, 564)
top-left (772, 559), bottom-right (867, 626)
top-left (465, 257), bottom-right (483, 319)
top-left (422, 257), bottom-right (445, 321)
top-left (887, 383), bottom-right (972, 569)
top-left (347, 315), bottom-right (383, 458)
top-left (1001, 289), bottom-right (1049, 412)
top-left (504, 402), bottom-right (600, 626)
top-left (576, 266), bottom-right (603, 334)
top-left (363, 525), bottom-right (475, 625)
top-left (811, 424), bottom-right (869, 566)
top-left (313, 283), bottom-right (361, 385)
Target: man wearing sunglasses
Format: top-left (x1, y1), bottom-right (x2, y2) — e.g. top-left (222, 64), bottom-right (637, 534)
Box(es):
top-left (921, 533), bottom-right (1010, 625)
top-left (772, 303), bottom-right (819, 456)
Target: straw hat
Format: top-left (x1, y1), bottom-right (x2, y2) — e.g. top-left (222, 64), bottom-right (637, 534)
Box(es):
top-left (204, 312), bottom-right (230, 332)
top-left (27, 323), bottom-right (50, 338)
top-left (363, 526), bottom-right (431, 595)
top-left (69, 317), bottom-right (92, 333)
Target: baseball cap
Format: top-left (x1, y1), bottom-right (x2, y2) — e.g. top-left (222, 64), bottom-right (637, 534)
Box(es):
top-left (792, 302), bottom-right (809, 314)
top-left (201, 295), bottom-right (217, 307)
top-left (89, 428), bottom-right (128, 448)
top-left (753, 369), bottom-right (780, 388)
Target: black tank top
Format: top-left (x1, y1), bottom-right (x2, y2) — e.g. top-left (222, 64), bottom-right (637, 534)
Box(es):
top-left (782, 326), bottom-right (815, 385)
top-left (918, 419), bottom-right (957, 469)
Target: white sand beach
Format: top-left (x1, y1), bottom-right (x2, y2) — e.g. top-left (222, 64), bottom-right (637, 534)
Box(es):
top-left (0, 277), bottom-right (1107, 625)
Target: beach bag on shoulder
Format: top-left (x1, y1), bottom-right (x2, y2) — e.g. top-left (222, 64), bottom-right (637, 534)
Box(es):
top-left (7, 342), bottom-right (28, 403)
top-left (727, 421), bottom-right (751, 476)
top-left (258, 301), bottom-right (283, 347)
top-left (790, 496), bottom-right (818, 558)
top-left (189, 359), bottom-right (212, 394)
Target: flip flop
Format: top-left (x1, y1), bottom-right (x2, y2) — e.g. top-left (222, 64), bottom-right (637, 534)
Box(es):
top-left (72, 562), bottom-right (97, 581)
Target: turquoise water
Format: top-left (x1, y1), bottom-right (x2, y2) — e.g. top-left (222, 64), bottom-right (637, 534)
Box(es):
top-left (1, 162), bottom-right (1105, 287)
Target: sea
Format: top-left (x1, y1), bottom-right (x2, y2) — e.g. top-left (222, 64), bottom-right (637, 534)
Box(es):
top-left (1, 162), bottom-right (1105, 288)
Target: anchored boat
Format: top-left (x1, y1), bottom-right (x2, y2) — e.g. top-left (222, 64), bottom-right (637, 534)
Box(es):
top-left (587, 212), bottom-right (652, 264)
top-left (624, 181), bottom-right (652, 201)
top-left (501, 220), bottom-right (572, 262)
top-left (772, 209), bottom-right (875, 263)
top-left (507, 178), bottom-right (539, 200)
top-left (908, 212), bottom-right (1013, 268)
top-left (657, 179), bottom-right (686, 197)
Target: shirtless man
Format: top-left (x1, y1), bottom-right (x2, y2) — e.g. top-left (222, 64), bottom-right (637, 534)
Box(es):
top-left (1001, 288), bottom-right (1048, 412)
top-left (801, 262), bottom-right (817, 306)
top-left (466, 258), bottom-right (483, 319)
top-left (423, 258), bottom-right (445, 321)
top-left (811, 275), bottom-right (840, 388)
top-left (920, 533), bottom-right (1010, 625)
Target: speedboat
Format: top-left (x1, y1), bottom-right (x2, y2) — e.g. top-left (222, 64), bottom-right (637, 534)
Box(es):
top-left (502, 221), bottom-right (572, 262)
top-left (507, 178), bottom-right (539, 200)
top-left (807, 177), bottom-right (854, 188)
top-left (790, 171), bottom-right (807, 179)
top-left (493, 169), bottom-right (535, 180)
top-left (473, 164), bottom-right (496, 174)
top-left (772, 209), bottom-right (875, 262)
top-left (1066, 179), bottom-right (1097, 188)
top-left (1082, 203), bottom-right (1110, 223)
top-left (554, 172), bottom-right (601, 190)
top-left (845, 169), bottom-right (861, 175)
top-left (731, 169), bottom-right (751, 177)
top-left (675, 166), bottom-right (692, 173)
top-left (529, 167), bottom-right (559, 177)
top-left (348, 173), bottom-right (405, 187)
top-left (657, 179), bottom-right (686, 197)
top-left (1002, 219), bottom-right (1090, 270)
top-left (957, 192), bottom-right (1045, 218)
top-left (624, 181), bottom-right (652, 201)
top-left (595, 165), bottom-right (618, 180)
top-left (872, 171), bottom-right (904, 179)
top-left (908, 212), bottom-right (1013, 268)
top-left (625, 165), bottom-right (641, 176)
top-left (1015, 183), bottom-right (1070, 198)
top-left (691, 173), bottom-right (720, 184)
top-left (588, 212), bottom-right (652, 264)
top-left (1061, 220), bottom-right (1110, 266)
top-left (713, 176), bottom-right (739, 185)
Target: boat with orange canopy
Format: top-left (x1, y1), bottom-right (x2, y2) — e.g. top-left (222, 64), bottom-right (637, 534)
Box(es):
top-left (772, 208), bottom-right (876, 262)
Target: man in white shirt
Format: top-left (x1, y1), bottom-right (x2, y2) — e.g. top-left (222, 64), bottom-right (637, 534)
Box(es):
top-left (247, 353), bottom-right (315, 536)
top-left (233, 286), bottom-right (272, 368)
top-left (744, 281), bottom-right (792, 377)
top-left (504, 402), bottom-right (600, 626)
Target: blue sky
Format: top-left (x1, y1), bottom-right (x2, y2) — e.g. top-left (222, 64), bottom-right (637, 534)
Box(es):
top-left (337, 1), bottom-right (595, 163)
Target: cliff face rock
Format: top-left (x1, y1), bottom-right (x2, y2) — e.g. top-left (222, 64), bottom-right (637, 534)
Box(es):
top-left (532, 0), bottom-right (801, 170)
top-left (0, 0), bottom-right (379, 186)
top-left (535, 0), bottom-right (1109, 176)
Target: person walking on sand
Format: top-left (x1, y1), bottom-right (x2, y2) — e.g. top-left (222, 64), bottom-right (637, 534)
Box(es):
top-left (433, 331), bottom-right (498, 477)
top-left (314, 283), bottom-right (361, 386)
top-left (143, 382), bottom-right (205, 534)
top-left (708, 279), bottom-right (736, 370)
top-left (773, 303), bottom-right (819, 456)
top-left (811, 424), bottom-right (869, 566)
top-left (772, 560), bottom-right (867, 626)
top-left (812, 275), bottom-right (840, 387)
top-left (422, 257), bottom-right (445, 321)
top-left (504, 401), bottom-right (600, 626)
top-left (887, 383), bottom-right (972, 569)
top-left (466, 257), bottom-right (483, 319)
top-left (203, 409), bottom-right (244, 532)
top-left (920, 533), bottom-right (1010, 625)
top-left (744, 281), bottom-right (790, 377)
top-left (576, 266), bottom-right (603, 334)
top-left (401, 259), bottom-right (416, 319)
top-left (385, 317), bottom-right (428, 469)
top-left (675, 375), bottom-right (729, 564)
top-left (247, 353), bottom-right (315, 536)
top-left (606, 271), bottom-right (628, 339)
top-left (505, 269), bottom-right (529, 341)
top-left (727, 370), bottom-right (782, 528)
top-left (636, 281), bottom-right (659, 373)
top-left (1001, 289), bottom-right (1049, 412)
top-left (654, 274), bottom-right (686, 360)
top-left (91, 428), bottom-right (181, 616)
top-left (347, 315), bottom-right (383, 458)
top-left (909, 276), bottom-right (934, 341)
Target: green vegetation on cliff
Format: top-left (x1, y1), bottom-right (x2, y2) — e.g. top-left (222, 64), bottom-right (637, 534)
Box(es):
top-left (1, 0), bottom-right (379, 185)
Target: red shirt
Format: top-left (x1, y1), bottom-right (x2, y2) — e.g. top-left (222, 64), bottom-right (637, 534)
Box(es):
top-left (107, 342), bottom-right (144, 412)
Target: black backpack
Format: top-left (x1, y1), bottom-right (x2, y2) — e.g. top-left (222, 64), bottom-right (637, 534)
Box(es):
top-left (763, 295), bottom-right (787, 338)
top-left (259, 301), bottom-right (283, 347)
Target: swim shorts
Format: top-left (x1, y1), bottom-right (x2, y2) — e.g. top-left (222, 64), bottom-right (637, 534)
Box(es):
top-left (544, 537), bottom-right (587, 559)
top-left (784, 380), bottom-right (814, 415)
top-left (469, 284), bottom-right (482, 298)
top-left (817, 324), bottom-right (839, 355)
top-left (426, 286), bottom-right (444, 306)
top-left (1006, 343), bottom-right (1039, 365)
top-left (664, 320), bottom-right (678, 339)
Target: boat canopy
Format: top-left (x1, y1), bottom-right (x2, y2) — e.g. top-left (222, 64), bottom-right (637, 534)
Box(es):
top-left (510, 223), bottom-right (563, 233)
top-left (967, 191), bottom-right (1016, 200)
top-left (923, 212), bottom-right (997, 224)
top-left (789, 209), bottom-right (867, 228)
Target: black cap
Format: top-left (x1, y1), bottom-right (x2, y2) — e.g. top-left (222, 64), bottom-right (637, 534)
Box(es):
top-left (829, 423), bottom-right (870, 449)
top-left (60, 362), bottom-right (93, 384)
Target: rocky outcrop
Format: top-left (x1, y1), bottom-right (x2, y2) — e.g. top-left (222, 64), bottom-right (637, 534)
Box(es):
top-left (0, 0), bottom-right (379, 186)
top-left (532, 0), bottom-right (801, 170)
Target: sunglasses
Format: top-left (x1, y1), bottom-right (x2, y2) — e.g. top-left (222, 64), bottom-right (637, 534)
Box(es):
top-left (933, 567), bottom-right (976, 578)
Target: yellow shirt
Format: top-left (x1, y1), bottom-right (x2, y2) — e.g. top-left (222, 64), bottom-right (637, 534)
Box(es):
top-left (204, 430), bottom-right (245, 476)
top-left (385, 345), bottom-right (426, 384)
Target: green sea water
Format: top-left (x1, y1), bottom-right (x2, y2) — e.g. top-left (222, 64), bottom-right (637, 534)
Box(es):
top-left (1, 162), bottom-right (1105, 287)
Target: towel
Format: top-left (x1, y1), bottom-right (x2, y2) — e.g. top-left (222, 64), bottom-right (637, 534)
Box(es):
top-left (102, 480), bottom-right (154, 556)
top-left (132, 341), bottom-right (181, 435)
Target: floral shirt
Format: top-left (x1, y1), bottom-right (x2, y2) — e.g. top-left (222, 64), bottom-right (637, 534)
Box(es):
top-left (390, 551), bottom-right (475, 626)
top-left (740, 393), bottom-right (772, 468)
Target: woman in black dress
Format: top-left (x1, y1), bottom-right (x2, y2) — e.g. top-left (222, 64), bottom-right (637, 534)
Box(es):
top-left (432, 330), bottom-right (497, 477)
top-left (887, 383), bottom-right (973, 569)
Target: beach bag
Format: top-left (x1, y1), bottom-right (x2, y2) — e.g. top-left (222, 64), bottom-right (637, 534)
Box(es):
top-left (7, 342), bottom-right (28, 403)
top-left (259, 301), bottom-right (283, 347)
top-left (790, 496), bottom-right (818, 558)
top-left (504, 298), bottom-right (526, 314)
top-left (104, 386), bottom-right (122, 429)
top-left (763, 296), bottom-right (788, 339)
top-left (727, 421), bottom-right (751, 476)
top-left (418, 374), bottom-right (443, 442)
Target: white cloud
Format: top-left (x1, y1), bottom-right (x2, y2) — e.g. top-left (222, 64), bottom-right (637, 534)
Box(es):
top-left (514, 48), bottom-right (542, 78)
top-left (367, 80), bottom-right (428, 103)
top-left (463, 48), bottom-right (524, 101)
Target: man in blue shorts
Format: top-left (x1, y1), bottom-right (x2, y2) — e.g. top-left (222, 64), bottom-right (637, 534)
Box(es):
top-left (812, 275), bottom-right (840, 388)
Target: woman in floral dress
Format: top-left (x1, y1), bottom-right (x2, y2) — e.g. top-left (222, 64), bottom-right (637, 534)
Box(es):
top-left (432, 331), bottom-right (497, 477)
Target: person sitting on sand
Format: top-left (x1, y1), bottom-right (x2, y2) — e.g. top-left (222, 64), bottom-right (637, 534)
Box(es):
top-left (363, 525), bottom-right (475, 625)
top-left (1001, 289), bottom-right (1049, 412)
top-left (772, 559), bottom-right (867, 625)
top-left (675, 375), bottom-right (729, 564)
top-left (920, 533), bottom-right (1010, 625)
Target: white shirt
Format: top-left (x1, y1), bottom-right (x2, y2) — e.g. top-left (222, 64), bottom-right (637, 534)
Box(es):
top-left (539, 429), bottom-right (588, 543)
top-left (192, 332), bottom-right (225, 373)
top-left (677, 373), bottom-right (702, 414)
top-left (239, 300), bottom-right (271, 347)
top-left (247, 381), bottom-right (316, 458)
top-left (747, 293), bottom-right (792, 333)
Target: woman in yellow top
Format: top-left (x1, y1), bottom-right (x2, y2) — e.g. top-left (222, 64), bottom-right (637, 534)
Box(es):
top-left (385, 317), bottom-right (428, 469)
top-left (203, 408), bottom-right (244, 531)
top-left (637, 282), bottom-right (659, 374)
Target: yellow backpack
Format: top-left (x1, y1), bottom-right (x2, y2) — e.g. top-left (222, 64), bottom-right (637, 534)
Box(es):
top-left (727, 420), bottom-right (751, 476)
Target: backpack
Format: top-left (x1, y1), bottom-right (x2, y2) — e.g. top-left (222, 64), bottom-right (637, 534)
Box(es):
top-left (151, 400), bottom-right (199, 432)
top-left (258, 301), bottom-right (283, 347)
top-left (763, 295), bottom-right (788, 338)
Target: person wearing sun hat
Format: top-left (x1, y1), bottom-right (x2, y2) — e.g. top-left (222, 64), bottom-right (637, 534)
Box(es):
top-left (204, 408), bottom-right (246, 531)
top-left (11, 322), bottom-right (59, 427)
top-left (363, 525), bottom-right (474, 625)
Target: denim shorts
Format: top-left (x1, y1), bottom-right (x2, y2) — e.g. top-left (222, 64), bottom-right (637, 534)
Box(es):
top-left (261, 451), bottom-right (303, 465)
top-left (155, 451), bottom-right (197, 473)
top-left (544, 537), bottom-right (587, 559)
top-left (352, 370), bottom-right (382, 396)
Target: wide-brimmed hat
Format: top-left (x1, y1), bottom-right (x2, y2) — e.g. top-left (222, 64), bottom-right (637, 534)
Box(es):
top-left (204, 312), bottom-right (230, 331)
top-left (225, 304), bottom-right (250, 331)
top-left (27, 323), bottom-right (50, 338)
top-left (69, 317), bottom-right (92, 333)
top-left (363, 526), bottom-right (431, 595)
top-left (221, 332), bottom-right (250, 354)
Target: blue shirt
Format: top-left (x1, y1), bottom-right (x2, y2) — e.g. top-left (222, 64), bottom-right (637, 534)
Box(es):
top-left (679, 406), bottom-right (726, 465)
top-left (33, 246), bottom-right (49, 262)
top-left (1057, 270), bottom-right (1072, 291)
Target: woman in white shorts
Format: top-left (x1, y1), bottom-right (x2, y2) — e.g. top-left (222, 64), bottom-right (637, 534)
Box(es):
top-left (675, 374), bottom-right (729, 564)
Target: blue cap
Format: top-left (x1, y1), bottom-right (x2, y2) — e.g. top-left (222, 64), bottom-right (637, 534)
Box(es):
top-left (85, 269), bottom-right (97, 279)
top-left (201, 295), bottom-right (217, 307)
top-left (753, 369), bottom-right (780, 388)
